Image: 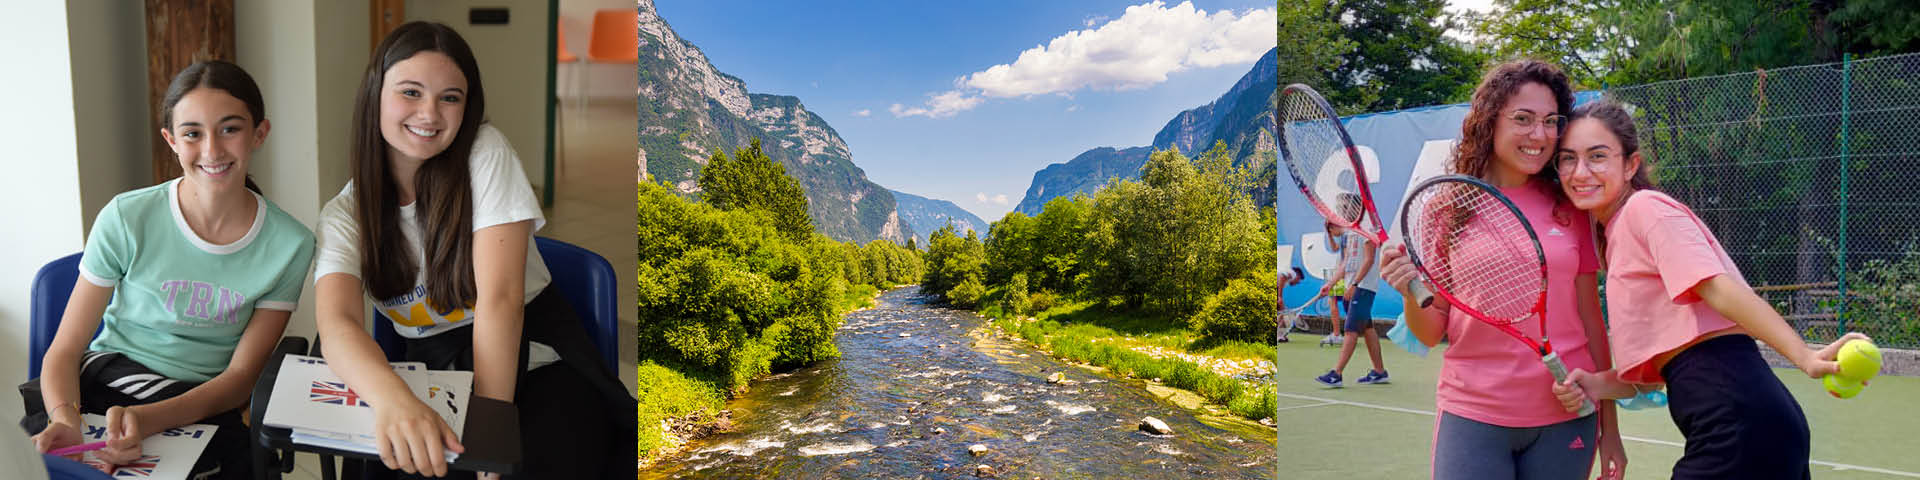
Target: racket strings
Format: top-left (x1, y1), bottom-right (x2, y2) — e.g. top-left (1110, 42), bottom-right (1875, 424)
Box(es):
top-left (1280, 90), bottom-right (1364, 225)
top-left (1404, 182), bottom-right (1545, 324)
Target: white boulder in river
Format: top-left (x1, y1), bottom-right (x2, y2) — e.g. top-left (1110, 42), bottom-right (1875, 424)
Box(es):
top-left (1139, 416), bottom-right (1174, 435)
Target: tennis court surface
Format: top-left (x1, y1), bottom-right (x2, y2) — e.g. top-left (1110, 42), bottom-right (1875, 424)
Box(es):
top-left (1275, 333), bottom-right (1920, 479)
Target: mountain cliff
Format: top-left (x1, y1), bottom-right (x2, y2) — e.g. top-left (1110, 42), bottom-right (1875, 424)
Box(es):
top-left (638, 0), bottom-right (910, 243)
top-left (1013, 48), bottom-right (1278, 215)
top-left (890, 189), bottom-right (989, 246)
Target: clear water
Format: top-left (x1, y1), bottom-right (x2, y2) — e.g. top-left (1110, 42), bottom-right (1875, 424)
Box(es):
top-left (642, 287), bottom-right (1277, 479)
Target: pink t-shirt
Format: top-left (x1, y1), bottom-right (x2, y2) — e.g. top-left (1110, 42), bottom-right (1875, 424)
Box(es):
top-left (1602, 190), bottom-right (1740, 384)
top-left (1434, 180), bottom-right (1601, 427)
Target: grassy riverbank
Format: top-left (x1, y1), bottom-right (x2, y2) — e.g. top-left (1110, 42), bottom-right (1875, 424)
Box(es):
top-left (985, 299), bottom-right (1279, 423)
top-left (637, 285), bottom-right (886, 466)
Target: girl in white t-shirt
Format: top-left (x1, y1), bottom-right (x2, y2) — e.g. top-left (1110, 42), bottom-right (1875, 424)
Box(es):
top-left (311, 22), bottom-right (626, 480)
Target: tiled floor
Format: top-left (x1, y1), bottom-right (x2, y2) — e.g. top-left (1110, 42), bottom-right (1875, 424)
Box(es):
top-left (278, 98), bottom-right (638, 480)
top-left (539, 97), bottom-right (640, 396)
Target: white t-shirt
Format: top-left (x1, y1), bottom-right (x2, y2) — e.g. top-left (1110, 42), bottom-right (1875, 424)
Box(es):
top-left (315, 124), bottom-right (552, 341)
top-left (1340, 231), bottom-right (1380, 293)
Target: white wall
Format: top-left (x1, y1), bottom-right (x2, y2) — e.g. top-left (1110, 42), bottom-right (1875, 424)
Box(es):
top-left (560, 0), bottom-right (640, 100)
top-left (0, 2), bottom-right (85, 423)
top-left (405, 0), bottom-right (553, 198)
top-left (236, 1), bottom-right (326, 342)
top-left (67, 1), bottom-right (151, 230)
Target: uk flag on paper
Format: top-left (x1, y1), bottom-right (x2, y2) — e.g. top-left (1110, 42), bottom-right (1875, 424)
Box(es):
top-left (84, 454), bottom-right (161, 477)
top-left (310, 381), bottom-right (370, 407)
top-left (77, 414), bottom-right (216, 480)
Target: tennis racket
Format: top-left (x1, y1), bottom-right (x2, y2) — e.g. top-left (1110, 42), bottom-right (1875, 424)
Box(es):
top-left (1278, 84), bottom-right (1434, 304)
top-left (1398, 174), bottom-right (1594, 416)
top-left (1282, 292), bottom-right (1325, 334)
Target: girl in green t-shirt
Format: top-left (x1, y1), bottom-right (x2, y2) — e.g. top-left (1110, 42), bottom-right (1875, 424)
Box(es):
top-left (29, 61), bottom-right (316, 480)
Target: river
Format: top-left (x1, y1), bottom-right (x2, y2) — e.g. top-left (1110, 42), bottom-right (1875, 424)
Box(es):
top-left (642, 287), bottom-right (1276, 479)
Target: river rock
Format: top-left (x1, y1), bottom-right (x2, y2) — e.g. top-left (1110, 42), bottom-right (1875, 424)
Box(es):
top-left (1139, 417), bottom-right (1174, 435)
top-left (974, 464), bottom-right (995, 477)
top-left (968, 444), bottom-right (989, 456)
top-left (1046, 372), bottom-right (1065, 384)
top-left (932, 426), bottom-right (946, 435)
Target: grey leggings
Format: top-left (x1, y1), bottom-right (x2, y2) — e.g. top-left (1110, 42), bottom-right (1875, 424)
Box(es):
top-left (1432, 411), bottom-right (1597, 480)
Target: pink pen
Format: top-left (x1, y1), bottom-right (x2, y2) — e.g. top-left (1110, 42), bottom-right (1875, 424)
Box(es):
top-left (47, 441), bottom-right (108, 457)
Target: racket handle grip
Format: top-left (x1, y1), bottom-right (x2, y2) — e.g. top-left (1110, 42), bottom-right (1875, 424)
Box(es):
top-left (1409, 278), bottom-right (1436, 308)
top-left (1543, 351), bottom-right (1596, 417)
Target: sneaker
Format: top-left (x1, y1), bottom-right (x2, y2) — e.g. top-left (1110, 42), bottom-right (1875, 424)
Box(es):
top-left (1357, 370), bottom-right (1390, 385)
top-left (1315, 370), bottom-right (1343, 388)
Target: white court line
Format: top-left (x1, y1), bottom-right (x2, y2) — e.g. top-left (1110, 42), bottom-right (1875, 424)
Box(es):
top-left (1274, 401), bottom-right (1336, 412)
top-left (1274, 392), bottom-right (1920, 478)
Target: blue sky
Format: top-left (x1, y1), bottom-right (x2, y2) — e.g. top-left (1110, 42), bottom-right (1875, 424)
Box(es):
top-left (655, 0), bottom-right (1275, 221)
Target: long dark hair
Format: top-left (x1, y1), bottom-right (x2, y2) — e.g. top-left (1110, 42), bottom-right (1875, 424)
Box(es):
top-left (1567, 100), bottom-right (1656, 190)
top-left (160, 60), bottom-right (264, 194)
top-left (351, 22), bottom-right (487, 311)
top-left (1453, 59), bottom-right (1576, 224)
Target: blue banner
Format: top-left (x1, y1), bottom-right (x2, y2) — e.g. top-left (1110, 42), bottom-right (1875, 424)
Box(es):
top-left (1278, 93), bottom-right (1599, 320)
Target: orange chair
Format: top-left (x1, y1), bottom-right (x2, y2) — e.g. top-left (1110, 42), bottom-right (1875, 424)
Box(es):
top-left (581, 8), bottom-right (638, 112)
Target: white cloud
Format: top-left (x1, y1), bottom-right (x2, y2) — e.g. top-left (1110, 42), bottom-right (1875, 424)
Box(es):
top-left (853, 109), bottom-right (872, 117)
top-left (960, 1), bottom-right (1274, 98)
top-left (974, 193), bottom-right (1008, 205)
top-left (1083, 15), bottom-right (1110, 28)
top-left (1065, 104), bottom-right (1081, 112)
top-left (889, 90), bottom-right (984, 118)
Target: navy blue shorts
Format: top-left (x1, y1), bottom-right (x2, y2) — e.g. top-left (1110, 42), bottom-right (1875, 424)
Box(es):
top-left (1663, 334), bottom-right (1811, 480)
top-left (1342, 288), bottom-right (1375, 333)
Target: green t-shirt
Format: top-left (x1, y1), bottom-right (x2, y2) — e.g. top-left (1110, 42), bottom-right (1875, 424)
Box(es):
top-left (81, 179), bottom-right (315, 382)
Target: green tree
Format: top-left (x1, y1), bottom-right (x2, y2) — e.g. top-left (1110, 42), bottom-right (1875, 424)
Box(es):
top-left (1080, 143), bottom-right (1272, 316)
top-left (697, 138), bottom-right (813, 240)
top-left (922, 223), bottom-right (986, 301)
top-left (1274, 0), bottom-right (1358, 90)
top-left (1328, 0), bottom-right (1486, 112)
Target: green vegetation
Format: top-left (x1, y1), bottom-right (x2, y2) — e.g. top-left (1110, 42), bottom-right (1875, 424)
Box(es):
top-left (638, 142), bottom-right (923, 462)
top-left (991, 314), bottom-right (1278, 422)
top-left (924, 143), bottom-right (1279, 421)
top-left (636, 360), bottom-right (723, 465)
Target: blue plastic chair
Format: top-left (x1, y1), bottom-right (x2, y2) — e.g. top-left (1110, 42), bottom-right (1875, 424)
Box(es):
top-left (28, 253), bottom-right (91, 377)
top-left (43, 453), bottom-right (113, 480)
top-left (372, 236), bottom-right (619, 371)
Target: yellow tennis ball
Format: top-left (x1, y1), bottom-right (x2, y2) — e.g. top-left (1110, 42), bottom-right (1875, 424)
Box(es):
top-left (1838, 340), bottom-right (1883, 383)
top-left (1825, 375), bottom-right (1864, 399)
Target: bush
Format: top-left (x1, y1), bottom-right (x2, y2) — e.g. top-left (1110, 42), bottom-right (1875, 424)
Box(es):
top-left (1000, 273), bottom-right (1031, 316)
top-left (1027, 290), bottom-right (1059, 314)
top-left (639, 175), bottom-right (876, 394)
top-left (1191, 269), bottom-right (1279, 344)
top-left (949, 277), bottom-right (987, 308)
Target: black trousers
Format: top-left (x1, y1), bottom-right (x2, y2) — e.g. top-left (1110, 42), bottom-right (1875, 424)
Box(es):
top-left (20, 350), bottom-right (251, 480)
top-left (383, 288), bottom-right (633, 480)
top-left (1664, 334), bottom-right (1812, 480)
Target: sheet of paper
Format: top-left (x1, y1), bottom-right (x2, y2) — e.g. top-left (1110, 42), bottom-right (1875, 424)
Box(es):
top-left (74, 414), bottom-right (216, 480)
top-left (262, 355), bottom-right (473, 452)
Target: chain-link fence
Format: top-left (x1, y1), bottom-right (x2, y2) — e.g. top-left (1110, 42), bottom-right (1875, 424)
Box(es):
top-left (1605, 52), bottom-right (1920, 348)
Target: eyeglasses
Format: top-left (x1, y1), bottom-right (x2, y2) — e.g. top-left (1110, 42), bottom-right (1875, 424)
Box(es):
top-left (1508, 111), bottom-right (1567, 133)
top-left (1555, 151), bottom-right (1614, 174)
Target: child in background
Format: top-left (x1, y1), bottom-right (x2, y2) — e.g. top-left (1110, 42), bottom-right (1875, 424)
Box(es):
top-left (1315, 195), bottom-right (1389, 387)
top-left (1319, 222), bottom-right (1347, 349)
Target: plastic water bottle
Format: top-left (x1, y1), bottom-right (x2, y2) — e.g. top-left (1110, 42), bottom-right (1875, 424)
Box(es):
top-left (1615, 389), bottom-right (1668, 410)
